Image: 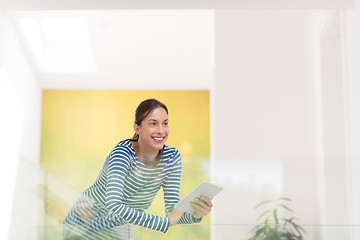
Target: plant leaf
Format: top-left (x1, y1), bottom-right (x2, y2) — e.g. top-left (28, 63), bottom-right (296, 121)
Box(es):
top-left (289, 220), bottom-right (306, 236)
top-left (273, 209), bottom-right (279, 225)
top-left (281, 218), bottom-right (289, 228)
top-left (256, 210), bottom-right (272, 222)
top-left (278, 197), bottom-right (292, 202)
top-left (295, 224), bottom-right (306, 233)
top-left (278, 203), bottom-right (293, 213)
top-left (293, 226), bottom-right (303, 237)
top-left (249, 226), bottom-right (267, 240)
top-left (288, 218), bottom-right (306, 232)
top-left (250, 197), bottom-right (306, 240)
top-left (249, 223), bottom-right (266, 233)
top-left (254, 200), bottom-right (273, 209)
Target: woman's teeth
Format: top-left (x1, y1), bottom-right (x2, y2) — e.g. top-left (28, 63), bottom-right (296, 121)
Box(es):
top-left (153, 137), bottom-right (164, 141)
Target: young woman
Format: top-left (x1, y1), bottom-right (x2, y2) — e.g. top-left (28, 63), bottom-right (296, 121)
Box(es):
top-left (63, 99), bottom-right (213, 239)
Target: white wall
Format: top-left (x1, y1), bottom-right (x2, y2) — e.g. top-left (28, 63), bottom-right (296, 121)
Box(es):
top-left (0, 12), bottom-right (42, 240)
top-left (212, 10), bottom-right (321, 240)
top-left (310, 9), bottom-right (359, 239)
top-left (212, 9), bottom-right (360, 240)
top-left (349, 0), bottom-right (360, 238)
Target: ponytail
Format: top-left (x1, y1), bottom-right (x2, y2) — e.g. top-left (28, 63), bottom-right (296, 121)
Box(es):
top-left (118, 133), bottom-right (139, 144)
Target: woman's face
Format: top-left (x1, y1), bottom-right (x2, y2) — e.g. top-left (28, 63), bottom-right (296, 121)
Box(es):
top-left (135, 107), bottom-right (169, 152)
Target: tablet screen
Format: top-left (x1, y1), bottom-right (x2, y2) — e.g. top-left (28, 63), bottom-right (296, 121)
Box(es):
top-left (174, 181), bottom-right (223, 214)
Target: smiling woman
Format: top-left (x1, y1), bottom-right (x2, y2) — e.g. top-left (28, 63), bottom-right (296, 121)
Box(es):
top-left (131, 105), bottom-right (169, 166)
top-left (62, 98), bottom-right (212, 240)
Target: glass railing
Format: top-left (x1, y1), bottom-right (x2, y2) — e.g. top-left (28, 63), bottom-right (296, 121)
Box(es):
top-left (13, 224), bottom-right (360, 240)
top-left (137, 224), bottom-right (360, 240)
top-left (8, 159), bottom-right (360, 240)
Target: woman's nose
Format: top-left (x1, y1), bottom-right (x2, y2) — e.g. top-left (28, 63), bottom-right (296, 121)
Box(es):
top-left (157, 125), bottom-right (164, 133)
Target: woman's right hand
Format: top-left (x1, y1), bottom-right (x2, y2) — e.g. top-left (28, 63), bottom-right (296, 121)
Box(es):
top-left (76, 207), bottom-right (96, 228)
top-left (168, 208), bottom-right (184, 226)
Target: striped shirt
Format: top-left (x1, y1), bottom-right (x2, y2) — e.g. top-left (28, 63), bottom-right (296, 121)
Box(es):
top-left (63, 140), bottom-right (201, 239)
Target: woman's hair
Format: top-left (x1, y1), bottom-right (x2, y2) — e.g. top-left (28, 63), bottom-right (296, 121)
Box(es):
top-left (120, 98), bottom-right (168, 143)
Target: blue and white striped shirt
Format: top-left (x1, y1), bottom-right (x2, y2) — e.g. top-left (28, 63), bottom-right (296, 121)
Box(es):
top-left (63, 140), bottom-right (201, 238)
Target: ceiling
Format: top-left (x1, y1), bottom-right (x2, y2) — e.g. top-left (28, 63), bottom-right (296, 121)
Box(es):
top-left (10, 10), bottom-right (214, 90)
top-left (4, 0), bottom-right (352, 90)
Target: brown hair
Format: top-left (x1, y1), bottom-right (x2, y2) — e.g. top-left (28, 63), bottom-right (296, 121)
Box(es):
top-left (119, 98), bottom-right (168, 143)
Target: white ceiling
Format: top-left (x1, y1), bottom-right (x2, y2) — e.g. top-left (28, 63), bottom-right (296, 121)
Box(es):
top-left (10, 10), bottom-right (214, 90)
top-left (5, 0), bottom-right (352, 90)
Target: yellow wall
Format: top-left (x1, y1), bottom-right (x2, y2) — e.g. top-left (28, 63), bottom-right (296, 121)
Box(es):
top-left (41, 90), bottom-right (210, 239)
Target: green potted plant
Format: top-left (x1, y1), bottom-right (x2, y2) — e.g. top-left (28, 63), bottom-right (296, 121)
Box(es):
top-left (249, 197), bottom-right (306, 240)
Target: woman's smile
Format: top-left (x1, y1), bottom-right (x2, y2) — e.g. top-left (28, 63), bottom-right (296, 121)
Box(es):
top-left (152, 136), bottom-right (165, 143)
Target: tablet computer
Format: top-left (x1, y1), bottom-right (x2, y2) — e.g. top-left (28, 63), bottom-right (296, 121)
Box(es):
top-left (174, 181), bottom-right (223, 214)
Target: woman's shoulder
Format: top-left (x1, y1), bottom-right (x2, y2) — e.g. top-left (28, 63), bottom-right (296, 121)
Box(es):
top-left (105, 140), bottom-right (134, 168)
top-left (110, 140), bottom-right (133, 157)
top-left (163, 144), bottom-right (181, 160)
top-left (163, 144), bottom-right (177, 153)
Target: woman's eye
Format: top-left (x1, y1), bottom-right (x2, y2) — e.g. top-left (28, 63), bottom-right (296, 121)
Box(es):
top-left (163, 122), bottom-right (168, 126)
top-left (150, 122), bottom-right (156, 126)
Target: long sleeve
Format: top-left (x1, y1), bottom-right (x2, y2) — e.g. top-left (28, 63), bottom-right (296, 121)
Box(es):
top-left (162, 150), bottom-right (202, 224)
top-left (91, 147), bottom-right (170, 233)
top-left (90, 213), bottom-right (124, 232)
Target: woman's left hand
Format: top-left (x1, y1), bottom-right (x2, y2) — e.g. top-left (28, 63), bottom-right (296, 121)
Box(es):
top-left (190, 196), bottom-right (213, 219)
